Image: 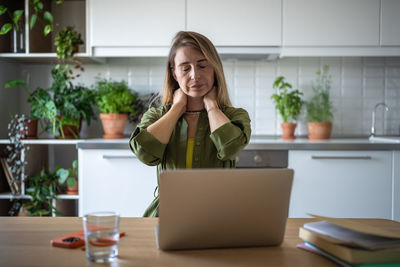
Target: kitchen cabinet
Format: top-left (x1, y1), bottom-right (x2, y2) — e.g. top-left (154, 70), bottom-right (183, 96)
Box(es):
top-left (78, 148), bottom-right (157, 217)
top-left (187, 0), bottom-right (281, 46)
top-left (89, 0), bottom-right (185, 55)
top-left (288, 150), bottom-right (393, 219)
top-left (283, 0), bottom-right (380, 46)
top-left (381, 0), bottom-right (400, 46)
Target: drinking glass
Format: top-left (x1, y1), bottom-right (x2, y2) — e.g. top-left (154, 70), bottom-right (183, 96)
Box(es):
top-left (83, 211), bottom-right (120, 262)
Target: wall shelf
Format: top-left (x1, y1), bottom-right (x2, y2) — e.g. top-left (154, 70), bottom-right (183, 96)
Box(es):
top-left (0, 192), bottom-right (79, 200)
top-left (0, 53), bottom-right (105, 64)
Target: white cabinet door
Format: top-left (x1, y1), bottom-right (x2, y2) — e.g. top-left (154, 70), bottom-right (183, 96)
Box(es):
top-left (79, 149), bottom-right (157, 217)
top-left (187, 0), bottom-right (281, 46)
top-left (89, 0), bottom-right (185, 46)
top-left (288, 150), bottom-right (392, 219)
top-left (283, 0), bottom-right (380, 46)
top-left (381, 0), bottom-right (400, 46)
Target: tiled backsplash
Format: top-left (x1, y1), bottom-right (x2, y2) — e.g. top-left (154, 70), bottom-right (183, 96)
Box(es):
top-left (6, 56), bottom-right (400, 138)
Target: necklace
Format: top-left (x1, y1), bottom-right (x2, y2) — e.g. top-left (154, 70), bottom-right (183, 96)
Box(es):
top-left (184, 110), bottom-right (203, 114)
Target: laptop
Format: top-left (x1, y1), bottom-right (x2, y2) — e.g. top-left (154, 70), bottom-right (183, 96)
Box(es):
top-left (156, 168), bottom-right (294, 250)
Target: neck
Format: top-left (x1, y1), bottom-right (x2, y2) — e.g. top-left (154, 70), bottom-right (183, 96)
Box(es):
top-left (186, 96), bottom-right (204, 111)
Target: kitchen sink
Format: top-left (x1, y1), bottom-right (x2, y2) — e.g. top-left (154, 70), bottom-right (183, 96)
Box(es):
top-left (369, 135), bottom-right (400, 143)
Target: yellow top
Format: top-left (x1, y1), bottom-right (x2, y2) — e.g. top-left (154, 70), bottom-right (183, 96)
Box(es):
top-left (186, 138), bottom-right (195, 168)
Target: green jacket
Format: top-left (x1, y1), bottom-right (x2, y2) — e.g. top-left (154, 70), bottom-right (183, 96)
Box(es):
top-left (129, 104), bottom-right (251, 217)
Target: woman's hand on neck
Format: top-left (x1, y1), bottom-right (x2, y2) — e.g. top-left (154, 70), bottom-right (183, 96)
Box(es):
top-left (203, 86), bottom-right (218, 112)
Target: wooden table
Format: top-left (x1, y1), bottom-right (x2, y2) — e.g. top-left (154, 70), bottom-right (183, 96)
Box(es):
top-left (0, 217), bottom-right (338, 267)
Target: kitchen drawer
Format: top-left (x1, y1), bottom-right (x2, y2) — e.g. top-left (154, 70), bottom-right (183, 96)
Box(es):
top-left (79, 149), bottom-right (157, 217)
top-left (288, 150), bottom-right (393, 219)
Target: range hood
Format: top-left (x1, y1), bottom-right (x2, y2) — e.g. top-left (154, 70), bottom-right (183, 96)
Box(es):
top-left (91, 46), bottom-right (281, 61)
top-left (216, 46), bottom-right (281, 60)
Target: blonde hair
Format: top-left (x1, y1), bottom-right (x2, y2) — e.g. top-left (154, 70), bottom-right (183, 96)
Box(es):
top-left (162, 31), bottom-right (232, 108)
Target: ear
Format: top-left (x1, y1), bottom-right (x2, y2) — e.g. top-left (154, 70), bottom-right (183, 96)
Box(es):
top-left (172, 69), bottom-right (177, 81)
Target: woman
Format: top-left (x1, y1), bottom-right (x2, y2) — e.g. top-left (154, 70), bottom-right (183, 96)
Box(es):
top-left (129, 31), bottom-right (251, 217)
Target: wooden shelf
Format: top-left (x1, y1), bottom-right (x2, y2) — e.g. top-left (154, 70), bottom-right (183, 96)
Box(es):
top-left (0, 53), bottom-right (105, 64)
top-left (0, 139), bottom-right (81, 145)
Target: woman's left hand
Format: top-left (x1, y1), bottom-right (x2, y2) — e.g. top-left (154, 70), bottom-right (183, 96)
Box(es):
top-left (203, 86), bottom-right (218, 112)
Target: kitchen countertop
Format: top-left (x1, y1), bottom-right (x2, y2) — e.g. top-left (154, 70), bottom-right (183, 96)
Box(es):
top-left (75, 136), bottom-right (400, 150)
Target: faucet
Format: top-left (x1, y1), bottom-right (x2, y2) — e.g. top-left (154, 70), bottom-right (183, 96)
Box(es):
top-left (370, 102), bottom-right (390, 137)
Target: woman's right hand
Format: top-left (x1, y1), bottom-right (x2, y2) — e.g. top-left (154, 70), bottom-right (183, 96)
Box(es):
top-left (172, 88), bottom-right (187, 115)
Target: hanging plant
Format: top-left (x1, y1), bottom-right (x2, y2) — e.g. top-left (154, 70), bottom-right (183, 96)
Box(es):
top-left (6, 114), bottom-right (31, 195)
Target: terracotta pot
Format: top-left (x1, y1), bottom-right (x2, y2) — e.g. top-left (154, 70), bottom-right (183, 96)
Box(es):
top-left (308, 122), bottom-right (332, 140)
top-left (281, 122), bottom-right (297, 140)
top-left (66, 179), bottom-right (78, 195)
top-left (58, 118), bottom-right (82, 139)
top-left (100, 113), bottom-right (128, 139)
top-left (73, 44), bottom-right (79, 54)
top-left (17, 118), bottom-right (38, 139)
top-left (25, 119), bottom-right (38, 139)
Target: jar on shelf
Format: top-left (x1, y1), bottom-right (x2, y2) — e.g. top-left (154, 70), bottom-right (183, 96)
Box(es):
top-left (11, 17), bottom-right (25, 53)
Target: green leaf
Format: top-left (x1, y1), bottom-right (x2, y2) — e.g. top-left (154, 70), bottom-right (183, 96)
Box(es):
top-left (12, 10), bottom-right (24, 25)
top-left (44, 24), bottom-right (52, 36)
top-left (30, 14), bottom-right (37, 30)
top-left (5, 79), bottom-right (26, 88)
top-left (56, 168), bottom-right (69, 183)
top-left (0, 5), bottom-right (7, 15)
top-left (0, 23), bottom-right (12, 35)
top-left (36, 2), bottom-right (43, 12)
top-left (66, 177), bottom-right (76, 187)
top-left (44, 101), bottom-right (57, 118)
top-left (43, 11), bottom-right (53, 25)
top-left (72, 160), bottom-right (78, 169)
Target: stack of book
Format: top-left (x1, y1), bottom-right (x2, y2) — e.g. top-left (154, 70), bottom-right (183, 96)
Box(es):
top-left (0, 157), bottom-right (20, 194)
top-left (298, 214), bottom-right (400, 267)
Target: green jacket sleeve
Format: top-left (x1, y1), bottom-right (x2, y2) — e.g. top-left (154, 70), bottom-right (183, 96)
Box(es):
top-left (209, 107), bottom-right (251, 161)
top-left (129, 106), bottom-right (167, 166)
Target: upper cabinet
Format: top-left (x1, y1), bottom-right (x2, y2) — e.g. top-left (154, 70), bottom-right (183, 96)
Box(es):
top-left (2, 0), bottom-right (399, 58)
top-left (89, 0), bottom-right (281, 57)
top-left (381, 0), bottom-right (400, 46)
top-left (283, 0), bottom-right (380, 46)
top-left (89, 0), bottom-right (185, 56)
top-left (187, 0), bottom-right (281, 46)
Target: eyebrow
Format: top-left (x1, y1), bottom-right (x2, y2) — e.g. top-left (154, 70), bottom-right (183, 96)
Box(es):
top-left (177, 59), bottom-right (208, 67)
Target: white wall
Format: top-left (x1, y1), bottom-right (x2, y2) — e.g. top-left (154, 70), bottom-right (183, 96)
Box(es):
top-left (0, 59), bottom-right (21, 138)
top-left (10, 56), bottom-right (400, 138)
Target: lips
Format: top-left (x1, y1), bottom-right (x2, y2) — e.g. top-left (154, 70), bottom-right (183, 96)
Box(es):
top-left (190, 83), bottom-right (204, 89)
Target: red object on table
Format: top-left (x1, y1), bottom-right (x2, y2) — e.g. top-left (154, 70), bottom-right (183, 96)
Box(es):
top-left (51, 227), bottom-right (125, 249)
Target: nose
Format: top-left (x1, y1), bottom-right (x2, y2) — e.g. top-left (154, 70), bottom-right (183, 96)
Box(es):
top-left (190, 67), bottom-right (200, 80)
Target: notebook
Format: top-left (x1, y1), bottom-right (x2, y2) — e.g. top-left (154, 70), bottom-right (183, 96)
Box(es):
top-left (156, 168), bottom-right (294, 250)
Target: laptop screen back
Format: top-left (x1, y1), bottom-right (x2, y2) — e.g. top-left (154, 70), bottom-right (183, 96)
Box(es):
top-left (158, 168), bottom-right (294, 250)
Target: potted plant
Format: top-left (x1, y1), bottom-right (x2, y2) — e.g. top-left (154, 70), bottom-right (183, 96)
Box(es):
top-left (306, 65), bottom-right (334, 140)
top-left (95, 78), bottom-right (139, 139)
top-left (57, 160), bottom-right (78, 195)
top-left (54, 26), bottom-right (83, 59)
top-left (3, 114), bottom-right (30, 195)
top-left (24, 160), bottom-right (77, 216)
top-left (54, 26), bottom-right (84, 80)
top-left (5, 78), bottom-right (57, 139)
top-left (49, 69), bottom-right (96, 139)
top-left (271, 76), bottom-right (304, 140)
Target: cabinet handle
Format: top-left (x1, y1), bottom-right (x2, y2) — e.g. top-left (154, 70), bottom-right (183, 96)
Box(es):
top-left (311, 156), bottom-right (372, 160)
top-left (102, 155), bottom-right (136, 159)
